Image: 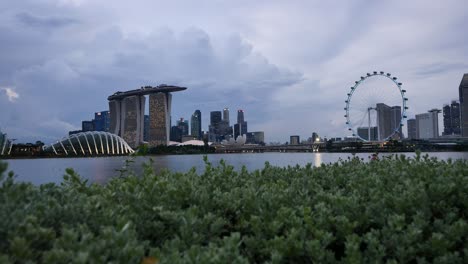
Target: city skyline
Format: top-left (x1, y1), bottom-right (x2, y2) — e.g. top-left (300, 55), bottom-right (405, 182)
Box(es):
top-left (0, 1), bottom-right (467, 143)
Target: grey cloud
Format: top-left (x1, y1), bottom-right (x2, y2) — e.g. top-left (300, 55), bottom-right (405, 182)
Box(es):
top-left (415, 62), bottom-right (468, 76)
top-left (0, 20), bottom-right (303, 142)
top-left (16, 12), bottom-right (79, 29)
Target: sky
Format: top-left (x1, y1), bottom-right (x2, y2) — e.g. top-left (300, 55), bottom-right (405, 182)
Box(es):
top-left (0, 0), bottom-right (467, 143)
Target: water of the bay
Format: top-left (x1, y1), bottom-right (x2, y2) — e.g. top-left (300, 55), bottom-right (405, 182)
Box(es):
top-left (3, 152), bottom-right (467, 185)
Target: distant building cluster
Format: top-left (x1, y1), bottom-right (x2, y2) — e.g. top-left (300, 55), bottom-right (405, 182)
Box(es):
top-left (171, 108), bottom-right (264, 145)
top-left (69, 110), bottom-right (110, 135)
top-left (405, 73), bottom-right (468, 140)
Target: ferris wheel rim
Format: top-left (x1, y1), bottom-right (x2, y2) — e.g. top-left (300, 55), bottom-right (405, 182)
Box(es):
top-left (344, 71), bottom-right (408, 142)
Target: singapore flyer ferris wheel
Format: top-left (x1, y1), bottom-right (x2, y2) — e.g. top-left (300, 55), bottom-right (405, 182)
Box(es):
top-left (344, 71), bottom-right (408, 142)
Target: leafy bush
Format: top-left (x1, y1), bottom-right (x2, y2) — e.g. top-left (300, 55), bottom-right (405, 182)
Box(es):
top-left (0, 154), bottom-right (467, 263)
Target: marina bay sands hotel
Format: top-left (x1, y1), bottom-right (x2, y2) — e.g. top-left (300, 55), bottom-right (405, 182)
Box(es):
top-left (108, 85), bottom-right (187, 148)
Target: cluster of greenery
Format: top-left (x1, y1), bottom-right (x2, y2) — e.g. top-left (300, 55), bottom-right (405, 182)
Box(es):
top-left (0, 153), bottom-right (467, 263)
top-left (325, 139), bottom-right (468, 152)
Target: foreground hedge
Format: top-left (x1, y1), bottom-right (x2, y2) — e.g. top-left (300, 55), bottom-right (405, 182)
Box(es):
top-left (0, 154), bottom-right (467, 263)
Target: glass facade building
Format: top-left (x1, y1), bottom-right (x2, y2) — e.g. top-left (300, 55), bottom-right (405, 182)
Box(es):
top-left (191, 110), bottom-right (202, 140)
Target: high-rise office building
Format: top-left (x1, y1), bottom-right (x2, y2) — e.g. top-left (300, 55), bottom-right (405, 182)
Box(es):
top-left (415, 109), bottom-right (440, 139)
top-left (208, 109), bottom-right (233, 142)
top-left (209, 111), bottom-right (222, 142)
top-left (451, 101), bottom-right (461, 135)
top-left (459, 73), bottom-right (468, 137)
top-left (234, 109), bottom-right (248, 140)
top-left (223, 108), bottom-right (230, 124)
top-left (170, 118), bottom-right (189, 142)
top-left (190, 110), bottom-right (202, 140)
top-left (210, 111), bottom-right (222, 128)
top-left (443, 104), bottom-right (452, 135)
top-left (178, 118), bottom-right (189, 136)
top-left (443, 100), bottom-right (461, 136)
top-left (234, 122), bottom-right (247, 140)
top-left (93, 111), bottom-right (110, 132)
top-left (407, 119), bottom-right (416, 139)
top-left (237, 109), bottom-right (245, 124)
top-left (376, 103), bottom-right (392, 140)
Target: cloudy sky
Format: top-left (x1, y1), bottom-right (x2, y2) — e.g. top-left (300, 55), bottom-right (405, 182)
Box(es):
top-left (0, 0), bottom-right (467, 143)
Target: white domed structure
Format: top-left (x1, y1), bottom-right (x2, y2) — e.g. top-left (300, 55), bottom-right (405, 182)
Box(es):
top-left (45, 131), bottom-right (134, 156)
top-left (221, 135), bottom-right (246, 146)
top-left (177, 140), bottom-right (211, 146)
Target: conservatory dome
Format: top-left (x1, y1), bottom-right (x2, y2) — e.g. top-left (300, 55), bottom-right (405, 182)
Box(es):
top-left (45, 131), bottom-right (134, 156)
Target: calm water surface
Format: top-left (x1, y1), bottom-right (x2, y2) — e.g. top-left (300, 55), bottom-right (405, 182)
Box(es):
top-left (3, 152), bottom-right (467, 185)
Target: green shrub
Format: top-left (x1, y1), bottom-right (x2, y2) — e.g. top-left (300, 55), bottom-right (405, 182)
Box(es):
top-left (0, 154), bottom-right (467, 263)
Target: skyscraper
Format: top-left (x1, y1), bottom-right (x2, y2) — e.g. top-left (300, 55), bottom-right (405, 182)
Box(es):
top-left (459, 73), bottom-right (468, 137)
top-left (210, 111), bottom-right (222, 127)
top-left (170, 118), bottom-right (189, 142)
top-left (451, 101), bottom-right (461, 135)
top-left (237, 109), bottom-right (245, 124)
top-left (415, 109), bottom-right (440, 139)
top-left (209, 111), bottom-right (222, 142)
top-left (234, 109), bottom-right (247, 139)
top-left (223, 108), bottom-right (230, 124)
top-left (444, 100), bottom-right (461, 136)
top-left (443, 104), bottom-right (452, 135)
top-left (122, 96), bottom-right (146, 148)
top-left (376, 103), bottom-right (392, 140)
top-left (93, 111), bottom-right (110, 132)
top-left (190, 110), bottom-right (202, 140)
top-left (178, 118), bottom-right (189, 136)
top-left (148, 93), bottom-right (172, 146)
top-left (407, 119), bottom-right (416, 139)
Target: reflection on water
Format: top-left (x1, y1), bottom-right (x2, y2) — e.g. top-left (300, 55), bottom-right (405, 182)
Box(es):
top-left (314, 153), bottom-right (322, 166)
top-left (3, 152), bottom-right (467, 185)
